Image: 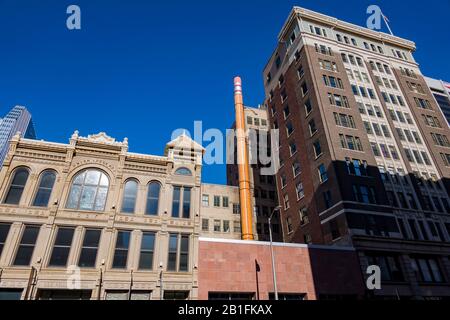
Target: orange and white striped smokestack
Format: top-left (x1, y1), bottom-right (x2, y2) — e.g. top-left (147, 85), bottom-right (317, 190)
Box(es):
top-left (234, 77), bottom-right (254, 241)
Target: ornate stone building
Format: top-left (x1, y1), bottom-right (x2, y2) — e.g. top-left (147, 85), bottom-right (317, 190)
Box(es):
top-left (0, 131), bottom-right (204, 300)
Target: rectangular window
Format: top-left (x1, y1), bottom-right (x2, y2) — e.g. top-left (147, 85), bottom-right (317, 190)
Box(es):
top-left (78, 229), bottom-right (101, 268)
top-left (202, 219), bottom-right (209, 231)
top-left (178, 235), bottom-right (189, 272)
top-left (112, 231), bottom-right (131, 269)
top-left (222, 197), bottom-right (229, 208)
top-left (223, 221), bottom-right (230, 233)
top-left (214, 220), bottom-right (221, 232)
top-left (213, 195), bottom-right (220, 207)
top-left (171, 187), bottom-right (181, 218)
top-left (139, 232), bottom-right (155, 270)
top-left (182, 188), bottom-right (191, 218)
top-left (0, 223), bottom-right (11, 258)
top-left (296, 182), bottom-right (305, 200)
top-left (13, 225), bottom-right (40, 266)
top-left (318, 164), bottom-right (328, 183)
top-left (202, 195), bottom-right (209, 207)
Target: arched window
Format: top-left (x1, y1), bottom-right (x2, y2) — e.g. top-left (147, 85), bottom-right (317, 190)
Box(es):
top-left (32, 170), bottom-right (57, 207)
top-left (66, 169), bottom-right (109, 212)
top-left (145, 182), bottom-right (161, 215)
top-left (121, 180), bottom-right (138, 214)
top-left (175, 168), bottom-right (192, 176)
top-left (4, 168), bottom-right (29, 205)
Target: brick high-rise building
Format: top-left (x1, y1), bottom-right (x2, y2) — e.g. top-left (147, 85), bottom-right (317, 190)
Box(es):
top-left (263, 7), bottom-right (450, 299)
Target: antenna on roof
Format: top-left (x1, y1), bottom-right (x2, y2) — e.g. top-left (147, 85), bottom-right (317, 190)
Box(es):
top-left (381, 11), bottom-right (394, 36)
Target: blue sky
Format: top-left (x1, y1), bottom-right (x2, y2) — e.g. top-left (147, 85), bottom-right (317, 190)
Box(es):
top-left (0, 0), bottom-right (449, 184)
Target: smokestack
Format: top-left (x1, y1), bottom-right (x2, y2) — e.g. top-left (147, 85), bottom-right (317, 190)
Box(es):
top-left (234, 77), bottom-right (254, 241)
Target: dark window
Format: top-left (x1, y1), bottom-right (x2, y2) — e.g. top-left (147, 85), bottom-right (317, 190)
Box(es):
top-left (268, 293), bottom-right (305, 300)
top-left (121, 180), bottom-right (138, 214)
top-left (164, 291), bottom-right (190, 300)
top-left (13, 225), bottom-right (40, 266)
top-left (209, 292), bottom-right (255, 300)
top-left (168, 234), bottom-right (178, 271)
top-left (32, 171), bottom-right (56, 207)
top-left (49, 227), bottom-right (75, 267)
top-left (4, 168), bottom-right (29, 205)
top-left (366, 254), bottom-right (404, 282)
top-left (0, 223), bottom-right (11, 258)
top-left (408, 220), bottom-right (419, 240)
top-left (112, 231), bottom-right (130, 269)
top-left (139, 232), bottom-right (155, 270)
top-left (179, 235), bottom-right (189, 271)
top-left (182, 188), bottom-right (191, 218)
top-left (78, 229), bottom-right (101, 268)
top-left (411, 257), bottom-right (444, 283)
top-left (146, 182), bottom-right (161, 215)
top-left (171, 187), bottom-right (181, 218)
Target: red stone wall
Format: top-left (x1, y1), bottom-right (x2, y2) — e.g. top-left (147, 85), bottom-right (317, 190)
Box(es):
top-left (198, 239), bottom-right (365, 300)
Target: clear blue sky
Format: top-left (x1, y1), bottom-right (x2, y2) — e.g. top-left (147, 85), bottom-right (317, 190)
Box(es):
top-left (0, 0), bottom-right (449, 184)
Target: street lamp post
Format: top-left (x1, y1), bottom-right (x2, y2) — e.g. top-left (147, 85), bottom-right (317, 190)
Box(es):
top-left (269, 206), bottom-right (281, 301)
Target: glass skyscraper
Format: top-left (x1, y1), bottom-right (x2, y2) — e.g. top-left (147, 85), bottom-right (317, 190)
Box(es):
top-left (0, 106), bottom-right (36, 166)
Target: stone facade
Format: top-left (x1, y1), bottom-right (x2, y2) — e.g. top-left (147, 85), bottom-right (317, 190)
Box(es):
top-left (0, 131), bottom-right (204, 300)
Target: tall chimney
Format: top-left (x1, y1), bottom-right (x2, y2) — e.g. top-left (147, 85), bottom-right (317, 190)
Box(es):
top-left (234, 77), bottom-right (254, 241)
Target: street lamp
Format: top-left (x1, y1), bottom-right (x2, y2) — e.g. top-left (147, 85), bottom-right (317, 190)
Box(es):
top-left (269, 206), bottom-right (282, 301)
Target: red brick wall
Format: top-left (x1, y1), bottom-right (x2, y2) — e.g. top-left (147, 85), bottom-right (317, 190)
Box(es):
top-left (198, 239), bottom-right (365, 300)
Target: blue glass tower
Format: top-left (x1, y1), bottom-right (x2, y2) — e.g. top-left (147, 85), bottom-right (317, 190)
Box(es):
top-left (0, 106), bottom-right (36, 166)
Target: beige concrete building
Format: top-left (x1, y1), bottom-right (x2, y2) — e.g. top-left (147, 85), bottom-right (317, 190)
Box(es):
top-left (199, 184), bottom-right (242, 240)
top-left (0, 130), bottom-right (204, 300)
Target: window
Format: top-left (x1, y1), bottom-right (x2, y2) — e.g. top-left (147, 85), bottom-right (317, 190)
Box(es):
top-left (318, 164), bottom-right (328, 183)
top-left (298, 65), bottom-right (304, 79)
top-left (202, 195), bottom-right (209, 207)
top-left (289, 142), bottom-right (297, 156)
top-left (366, 254), bottom-right (403, 282)
top-left (431, 133), bottom-right (450, 147)
top-left (292, 161), bottom-right (301, 177)
top-left (213, 195), bottom-right (220, 207)
top-left (32, 170), bottom-right (56, 207)
top-left (304, 99), bottom-right (312, 115)
top-left (78, 229), bottom-right (101, 268)
top-left (223, 221), bottom-right (230, 233)
top-left (233, 203), bottom-right (240, 214)
top-left (309, 119), bottom-right (317, 136)
top-left (139, 232), bottom-right (156, 270)
top-left (301, 82), bottom-right (308, 96)
top-left (371, 143), bottom-right (381, 157)
top-left (168, 234), bottom-right (190, 272)
top-left (222, 196), bottom-right (229, 208)
top-left (296, 182), bottom-right (305, 200)
top-left (313, 140), bottom-right (322, 158)
top-left (146, 182), bottom-right (161, 215)
top-left (112, 231), bottom-right (131, 269)
top-left (286, 217), bottom-right (293, 234)
top-left (283, 105), bottom-right (290, 119)
top-left (121, 180), bottom-right (138, 214)
top-left (283, 194), bottom-right (290, 210)
top-left (411, 257), bottom-right (443, 283)
top-left (4, 168), bottom-right (29, 205)
top-left (213, 220), bottom-right (221, 232)
top-left (339, 135), bottom-right (363, 151)
top-left (175, 168), bottom-right (192, 176)
top-left (172, 186), bottom-right (191, 218)
top-left (66, 169), bottom-right (109, 212)
top-left (286, 121), bottom-right (294, 136)
top-left (13, 225), bottom-right (40, 266)
top-left (49, 227), bottom-right (75, 267)
top-left (202, 219), bottom-right (209, 231)
top-left (0, 223), bottom-right (11, 258)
